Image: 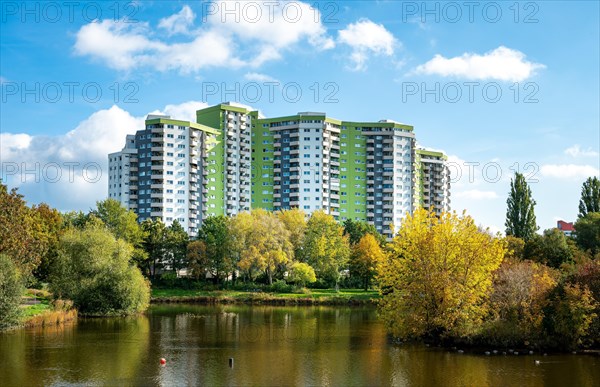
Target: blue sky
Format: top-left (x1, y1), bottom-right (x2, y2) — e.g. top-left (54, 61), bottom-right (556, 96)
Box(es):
top-left (1, 1), bottom-right (599, 233)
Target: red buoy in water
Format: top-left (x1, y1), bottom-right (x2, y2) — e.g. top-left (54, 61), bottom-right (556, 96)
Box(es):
top-left (160, 358), bottom-right (166, 365)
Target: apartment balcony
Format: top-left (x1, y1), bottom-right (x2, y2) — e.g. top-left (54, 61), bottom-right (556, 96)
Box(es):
top-left (274, 133), bottom-right (281, 139)
top-left (150, 192), bottom-right (163, 198)
top-left (290, 141), bottom-right (300, 147)
top-left (150, 211), bottom-right (163, 218)
top-left (189, 185), bottom-right (198, 192)
top-left (226, 122), bottom-right (234, 129)
top-left (367, 212), bottom-right (375, 217)
top-left (290, 131), bottom-right (299, 138)
top-left (202, 196), bottom-right (208, 203)
top-left (129, 194), bottom-right (138, 200)
top-left (330, 193), bottom-right (340, 200)
top-left (190, 140), bottom-right (199, 148)
top-left (151, 127), bottom-right (165, 134)
top-left (190, 193), bottom-right (199, 201)
top-left (273, 175), bottom-right (281, 181)
top-left (202, 169), bottom-right (209, 176)
top-left (151, 155), bottom-right (165, 161)
top-left (227, 113), bottom-right (234, 120)
top-left (290, 200), bottom-right (299, 206)
top-left (383, 187), bottom-right (394, 194)
top-left (240, 115), bottom-right (247, 122)
top-left (367, 203), bottom-right (374, 209)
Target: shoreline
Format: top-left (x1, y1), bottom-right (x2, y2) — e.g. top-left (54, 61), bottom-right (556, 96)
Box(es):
top-left (150, 289), bottom-right (379, 306)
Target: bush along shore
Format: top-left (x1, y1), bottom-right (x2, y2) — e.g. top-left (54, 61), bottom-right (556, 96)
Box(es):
top-left (19, 290), bottom-right (77, 329)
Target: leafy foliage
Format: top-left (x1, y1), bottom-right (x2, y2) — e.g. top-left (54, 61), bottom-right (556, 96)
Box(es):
top-left (483, 260), bottom-right (558, 345)
top-left (0, 184), bottom-right (50, 281)
top-left (343, 219), bottom-right (385, 246)
top-left (543, 283), bottom-right (597, 350)
top-left (578, 176), bottom-right (600, 218)
top-left (50, 224), bottom-right (150, 316)
top-left (302, 210), bottom-right (350, 287)
top-left (505, 172), bottom-right (538, 241)
top-left (378, 209), bottom-right (506, 340)
top-left (0, 254), bottom-right (23, 329)
top-left (197, 215), bottom-right (233, 283)
top-left (288, 262), bottom-right (317, 287)
top-left (230, 210), bottom-right (292, 284)
top-left (574, 212), bottom-right (600, 255)
top-left (350, 234), bottom-right (385, 290)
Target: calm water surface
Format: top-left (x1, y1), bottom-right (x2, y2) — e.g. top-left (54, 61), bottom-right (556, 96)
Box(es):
top-left (1, 304), bottom-right (599, 386)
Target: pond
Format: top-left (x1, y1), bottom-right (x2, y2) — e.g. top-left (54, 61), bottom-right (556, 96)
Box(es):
top-left (1, 304), bottom-right (598, 386)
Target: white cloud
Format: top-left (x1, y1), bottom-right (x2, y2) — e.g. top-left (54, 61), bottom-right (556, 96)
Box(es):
top-left (540, 164), bottom-right (600, 179)
top-left (244, 72), bottom-right (279, 83)
top-left (148, 100), bottom-right (209, 123)
top-left (74, 1), bottom-right (333, 73)
top-left (337, 19), bottom-right (397, 71)
top-left (0, 101), bottom-right (205, 211)
top-left (158, 5), bottom-right (196, 36)
top-left (415, 46), bottom-right (545, 82)
top-left (564, 145), bottom-right (599, 158)
top-left (454, 190), bottom-right (499, 200)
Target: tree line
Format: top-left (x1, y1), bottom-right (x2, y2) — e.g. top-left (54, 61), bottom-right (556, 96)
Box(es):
top-left (1, 175), bottom-right (599, 351)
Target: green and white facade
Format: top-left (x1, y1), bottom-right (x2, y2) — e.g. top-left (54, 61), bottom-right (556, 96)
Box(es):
top-left (109, 102), bottom-right (451, 238)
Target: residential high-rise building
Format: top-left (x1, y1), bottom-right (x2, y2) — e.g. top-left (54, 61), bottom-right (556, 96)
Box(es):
top-left (109, 114), bottom-right (218, 236)
top-left (109, 103), bottom-right (451, 238)
top-left (413, 149), bottom-right (451, 216)
top-left (196, 102), bottom-right (258, 218)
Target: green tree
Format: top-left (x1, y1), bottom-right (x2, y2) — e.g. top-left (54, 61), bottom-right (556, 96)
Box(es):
top-left (578, 176), bottom-right (600, 218)
top-left (165, 220), bottom-right (189, 275)
top-left (525, 229), bottom-right (574, 268)
top-left (302, 210), bottom-right (350, 288)
top-left (287, 262), bottom-right (317, 287)
top-left (31, 203), bottom-right (65, 282)
top-left (187, 240), bottom-right (209, 281)
top-left (0, 184), bottom-right (48, 280)
top-left (504, 235), bottom-right (525, 261)
top-left (574, 212), bottom-right (600, 254)
top-left (350, 233), bottom-right (385, 290)
top-left (50, 224), bottom-right (150, 316)
top-left (543, 283), bottom-right (597, 350)
top-left (140, 218), bottom-right (168, 278)
top-left (343, 219), bottom-right (385, 246)
top-left (197, 215), bottom-right (232, 284)
top-left (0, 254), bottom-right (23, 329)
top-left (93, 199), bottom-right (145, 245)
top-left (377, 209), bottom-right (506, 340)
top-left (93, 199), bottom-right (148, 268)
top-left (505, 172), bottom-right (538, 241)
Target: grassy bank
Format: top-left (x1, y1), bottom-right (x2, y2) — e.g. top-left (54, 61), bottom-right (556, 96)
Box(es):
top-left (20, 289), bottom-right (77, 328)
top-left (151, 288), bottom-right (379, 306)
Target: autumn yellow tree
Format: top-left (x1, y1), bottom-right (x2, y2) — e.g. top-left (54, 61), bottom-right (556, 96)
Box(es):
top-left (377, 209), bottom-right (506, 340)
top-left (276, 208), bottom-right (307, 260)
top-left (484, 260), bottom-right (558, 345)
top-left (350, 234), bottom-right (385, 291)
top-left (231, 210), bottom-right (293, 284)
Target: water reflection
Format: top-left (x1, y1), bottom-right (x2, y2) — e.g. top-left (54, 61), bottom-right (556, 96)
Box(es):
top-left (1, 305), bottom-right (598, 386)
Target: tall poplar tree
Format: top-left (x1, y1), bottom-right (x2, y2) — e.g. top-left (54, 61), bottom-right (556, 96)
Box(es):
top-left (505, 172), bottom-right (538, 240)
top-left (578, 176), bottom-right (600, 218)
